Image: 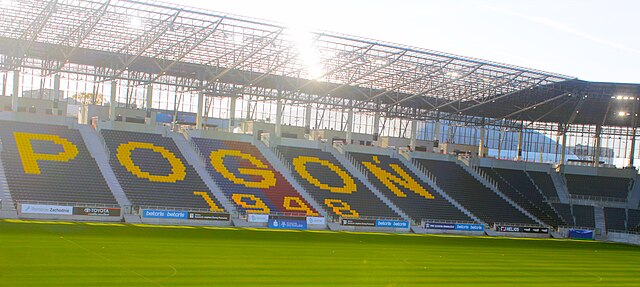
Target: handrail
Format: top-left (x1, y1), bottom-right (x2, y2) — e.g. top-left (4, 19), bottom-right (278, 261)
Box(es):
top-left (422, 218), bottom-right (481, 225)
top-left (569, 194), bottom-right (627, 203)
top-left (606, 229), bottom-right (640, 235)
top-left (137, 205), bottom-right (232, 214)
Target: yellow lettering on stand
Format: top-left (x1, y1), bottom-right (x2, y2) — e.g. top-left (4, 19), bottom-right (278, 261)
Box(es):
top-left (14, 132), bottom-right (79, 175)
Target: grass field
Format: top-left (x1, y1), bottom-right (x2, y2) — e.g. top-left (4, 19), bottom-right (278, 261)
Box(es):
top-left (0, 220), bottom-right (638, 286)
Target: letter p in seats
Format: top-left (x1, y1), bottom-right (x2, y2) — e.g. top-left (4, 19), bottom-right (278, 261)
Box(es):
top-left (14, 132), bottom-right (79, 175)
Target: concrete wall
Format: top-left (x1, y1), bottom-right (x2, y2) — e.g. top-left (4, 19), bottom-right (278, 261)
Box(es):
top-left (476, 158), bottom-right (554, 173)
top-left (0, 110), bottom-right (75, 127)
top-left (560, 164), bottom-right (637, 179)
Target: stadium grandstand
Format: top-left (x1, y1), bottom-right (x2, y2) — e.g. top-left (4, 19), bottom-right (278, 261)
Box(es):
top-left (0, 0), bottom-right (640, 247)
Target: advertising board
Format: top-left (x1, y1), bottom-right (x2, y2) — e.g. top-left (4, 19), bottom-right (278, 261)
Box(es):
top-left (73, 207), bottom-right (121, 217)
top-left (425, 223), bottom-right (485, 231)
top-left (376, 220), bottom-right (409, 228)
top-left (247, 213), bottom-right (269, 223)
top-left (341, 218), bottom-right (376, 227)
top-left (21, 204), bottom-right (73, 215)
top-left (142, 209), bottom-right (188, 219)
top-left (187, 212), bottom-right (230, 221)
top-left (306, 217), bottom-right (326, 225)
top-left (268, 218), bottom-right (307, 230)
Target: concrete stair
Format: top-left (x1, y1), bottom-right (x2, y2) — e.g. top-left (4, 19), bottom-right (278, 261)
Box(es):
top-left (396, 152), bottom-right (483, 224)
top-left (594, 206), bottom-right (606, 238)
top-left (169, 132), bottom-right (236, 215)
top-left (253, 139), bottom-right (328, 218)
top-left (77, 124), bottom-right (131, 210)
top-left (627, 174), bottom-right (640, 209)
top-left (325, 143), bottom-right (411, 222)
top-left (456, 158), bottom-right (546, 226)
top-left (549, 171), bottom-right (571, 203)
top-left (0, 140), bottom-right (18, 218)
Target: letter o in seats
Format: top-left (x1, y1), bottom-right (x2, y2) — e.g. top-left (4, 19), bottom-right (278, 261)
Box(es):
top-left (292, 156), bottom-right (356, 194)
top-left (116, 141), bottom-right (186, 182)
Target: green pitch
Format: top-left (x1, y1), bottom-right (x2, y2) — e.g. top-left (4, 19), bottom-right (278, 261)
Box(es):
top-left (0, 220), bottom-right (638, 286)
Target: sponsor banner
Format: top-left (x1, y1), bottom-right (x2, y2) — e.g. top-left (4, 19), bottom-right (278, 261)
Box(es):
top-left (496, 225), bottom-right (549, 234)
top-left (21, 204), bottom-right (73, 215)
top-left (569, 229), bottom-right (594, 240)
top-left (268, 218), bottom-right (307, 230)
top-left (187, 212), bottom-right (230, 221)
top-left (247, 213), bottom-right (269, 223)
top-left (425, 223), bottom-right (456, 230)
top-left (142, 209), bottom-right (188, 219)
top-left (455, 223), bottom-right (485, 231)
top-left (425, 223), bottom-right (485, 231)
top-left (521, 227), bottom-right (549, 234)
top-left (73, 207), bottom-right (121, 217)
top-left (341, 219), bottom-right (376, 227)
top-left (376, 220), bottom-right (410, 228)
top-left (306, 216), bottom-right (326, 225)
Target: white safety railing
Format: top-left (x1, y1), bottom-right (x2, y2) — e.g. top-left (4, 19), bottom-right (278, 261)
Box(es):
top-left (413, 161), bottom-right (437, 185)
top-left (569, 194), bottom-right (627, 203)
top-left (472, 165), bottom-right (499, 190)
top-left (270, 146), bottom-right (294, 173)
top-left (345, 153), bottom-right (368, 180)
top-left (18, 200), bottom-right (121, 209)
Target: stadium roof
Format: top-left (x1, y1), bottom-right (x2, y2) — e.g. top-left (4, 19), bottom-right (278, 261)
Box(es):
top-left (1, 0), bottom-right (637, 128)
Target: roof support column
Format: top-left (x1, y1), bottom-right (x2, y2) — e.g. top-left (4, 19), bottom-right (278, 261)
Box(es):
top-left (593, 125), bottom-right (602, 166)
top-left (53, 73), bottom-right (60, 113)
top-left (196, 91), bottom-right (204, 129)
top-left (560, 131), bottom-right (567, 165)
top-left (228, 96), bottom-right (236, 132)
top-left (478, 125), bottom-right (486, 158)
top-left (109, 80), bottom-right (117, 122)
top-left (629, 128), bottom-right (636, 168)
top-left (274, 93), bottom-right (282, 138)
top-left (410, 120), bottom-right (418, 151)
top-left (516, 128), bottom-right (523, 161)
top-left (433, 111), bottom-right (441, 145)
top-left (12, 68), bottom-right (19, 112)
top-left (373, 106), bottom-right (380, 145)
top-left (304, 104), bottom-right (312, 136)
top-left (345, 103), bottom-right (354, 144)
top-left (146, 84), bottom-right (153, 113)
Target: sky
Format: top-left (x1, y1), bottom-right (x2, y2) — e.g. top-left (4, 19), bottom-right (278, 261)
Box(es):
top-left (172, 0), bottom-right (639, 83)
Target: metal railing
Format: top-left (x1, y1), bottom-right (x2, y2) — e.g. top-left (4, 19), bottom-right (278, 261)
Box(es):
top-left (270, 146), bottom-right (294, 173)
top-left (17, 200), bottom-right (121, 209)
top-left (413, 161), bottom-right (437, 185)
top-left (345, 153), bottom-right (368, 179)
top-left (471, 165), bottom-right (499, 189)
top-left (569, 194), bottom-right (627, 203)
top-left (606, 229), bottom-right (639, 235)
top-left (136, 205), bottom-right (233, 215)
top-left (422, 218), bottom-right (487, 228)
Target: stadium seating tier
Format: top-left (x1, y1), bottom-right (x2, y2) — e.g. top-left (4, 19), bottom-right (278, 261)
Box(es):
top-left (348, 152), bottom-right (471, 223)
top-left (101, 129), bottom-right (224, 211)
top-left (0, 121), bottom-right (117, 205)
top-left (277, 146), bottom-right (399, 219)
top-left (413, 158), bottom-right (536, 225)
top-left (191, 138), bottom-right (318, 216)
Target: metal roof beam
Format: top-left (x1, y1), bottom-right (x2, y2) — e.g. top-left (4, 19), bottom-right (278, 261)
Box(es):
top-left (147, 19), bottom-right (223, 84)
top-left (203, 28), bottom-right (284, 87)
top-left (46, 0), bottom-right (112, 76)
top-left (392, 64), bottom-right (482, 106)
top-left (367, 59), bottom-right (456, 101)
top-left (16, 0), bottom-right (58, 66)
